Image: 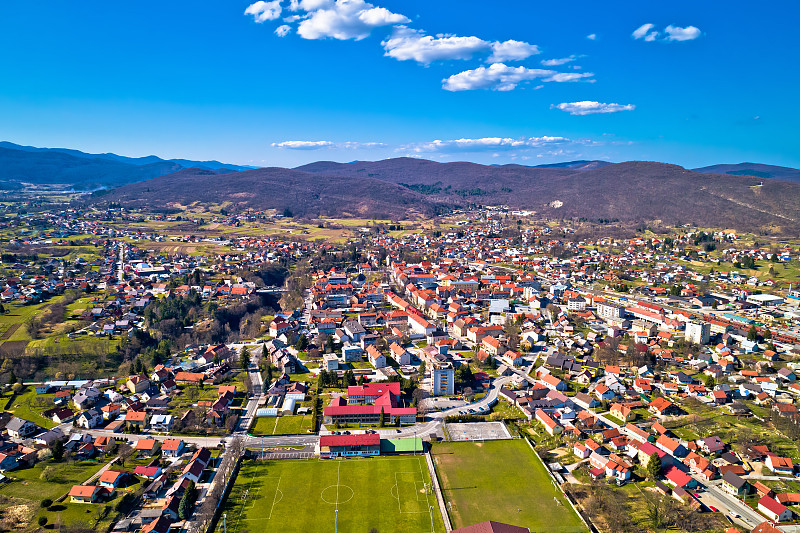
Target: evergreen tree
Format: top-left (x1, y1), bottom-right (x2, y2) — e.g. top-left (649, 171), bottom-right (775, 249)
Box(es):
top-left (295, 334), bottom-right (308, 351)
top-left (747, 325), bottom-right (758, 342)
top-left (646, 452), bottom-right (662, 479)
top-left (239, 346), bottom-right (250, 369)
top-left (379, 407), bottom-right (386, 428)
top-left (52, 439), bottom-right (64, 462)
top-left (178, 480), bottom-right (197, 519)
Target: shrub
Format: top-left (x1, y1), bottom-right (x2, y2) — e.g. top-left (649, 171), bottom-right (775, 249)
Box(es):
top-left (40, 499), bottom-right (53, 508)
top-left (40, 466), bottom-right (57, 482)
top-left (38, 516), bottom-right (48, 527)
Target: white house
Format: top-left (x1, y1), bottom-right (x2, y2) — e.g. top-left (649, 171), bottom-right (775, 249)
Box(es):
top-left (77, 408), bottom-right (103, 429)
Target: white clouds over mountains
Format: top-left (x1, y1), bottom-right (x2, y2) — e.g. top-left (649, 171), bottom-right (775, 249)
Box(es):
top-left (405, 136), bottom-right (570, 154)
top-left (271, 140), bottom-right (334, 149)
top-left (272, 136), bottom-right (581, 156)
top-left (272, 140), bottom-right (385, 150)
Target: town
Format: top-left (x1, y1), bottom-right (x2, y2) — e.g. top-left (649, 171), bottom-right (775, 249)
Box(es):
top-left (0, 203), bottom-right (799, 533)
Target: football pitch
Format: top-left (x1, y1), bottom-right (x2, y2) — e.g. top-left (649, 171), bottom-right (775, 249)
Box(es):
top-left (219, 456), bottom-right (446, 533)
top-left (432, 439), bottom-right (588, 533)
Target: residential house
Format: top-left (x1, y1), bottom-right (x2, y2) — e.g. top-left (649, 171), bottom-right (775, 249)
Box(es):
top-left (161, 439), bottom-right (185, 458)
top-left (126, 375), bottom-right (150, 394)
top-left (610, 403), bottom-right (633, 422)
top-left (125, 410), bottom-right (149, 430)
top-left (765, 455), bottom-right (794, 475)
top-left (758, 496), bottom-right (793, 522)
top-left (721, 471), bottom-right (749, 496)
top-left (98, 469), bottom-right (127, 490)
top-left (77, 408), bottom-right (103, 429)
top-left (135, 438), bottom-right (160, 456)
top-left (6, 417), bottom-right (36, 438)
top-left (69, 485), bottom-right (104, 504)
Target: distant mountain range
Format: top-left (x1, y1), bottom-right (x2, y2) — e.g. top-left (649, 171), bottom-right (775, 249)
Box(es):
top-left (98, 157), bottom-right (800, 232)
top-left (96, 166), bottom-right (448, 219)
top-left (4, 141), bottom-right (799, 232)
top-left (0, 141), bottom-right (253, 190)
top-left (693, 162), bottom-right (800, 184)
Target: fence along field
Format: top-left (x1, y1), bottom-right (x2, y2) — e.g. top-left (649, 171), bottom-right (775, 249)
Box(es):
top-left (432, 439), bottom-right (587, 533)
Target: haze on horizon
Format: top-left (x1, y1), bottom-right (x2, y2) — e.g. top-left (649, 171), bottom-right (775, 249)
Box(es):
top-left (0, 0), bottom-right (797, 170)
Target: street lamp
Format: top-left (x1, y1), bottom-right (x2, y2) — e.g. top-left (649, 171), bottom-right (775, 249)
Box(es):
top-left (429, 505), bottom-right (434, 533)
top-left (335, 509), bottom-right (338, 533)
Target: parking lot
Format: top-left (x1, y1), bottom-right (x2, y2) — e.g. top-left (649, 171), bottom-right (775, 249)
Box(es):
top-left (420, 397), bottom-right (469, 412)
top-left (445, 421), bottom-right (512, 441)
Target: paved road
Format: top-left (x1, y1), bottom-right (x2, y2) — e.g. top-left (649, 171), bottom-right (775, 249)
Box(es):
top-left (695, 480), bottom-right (764, 530)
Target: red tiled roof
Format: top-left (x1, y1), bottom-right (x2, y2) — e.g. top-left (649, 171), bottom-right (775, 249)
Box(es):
top-left (320, 434), bottom-right (380, 447)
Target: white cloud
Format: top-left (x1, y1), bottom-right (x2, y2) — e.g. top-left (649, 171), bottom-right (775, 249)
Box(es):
top-left (443, 64), bottom-right (552, 91)
top-left (632, 23), bottom-right (656, 40)
top-left (340, 141), bottom-right (386, 148)
top-left (488, 39), bottom-right (540, 62)
top-left (405, 136), bottom-right (571, 154)
top-left (541, 55), bottom-right (578, 66)
top-left (634, 23), bottom-right (702, 42)
top-left (443, 63), bottom-right (594, 91)
top-left (665, 25), bottom-right (702, 41)
top-left (552, 101), bottom-right (635, 115)
top-left (272, 141), bottom-right (334, 150)
top-left (545, 72), bottom-right (594, 82)
top-left (586, 33), bottom-right (597, 40)
top-left (275, 24), bottom-right (292, 37)
top-left (296, 0), bottom-right (409, 40)
top-left (244, 1), bottom-right (282, 23)
top-left (288, 0), bottom-right (333, 11)
top-left (382, 26), bottom-right (490, 64)
top-left (272, 140), bottom-right (385, 150)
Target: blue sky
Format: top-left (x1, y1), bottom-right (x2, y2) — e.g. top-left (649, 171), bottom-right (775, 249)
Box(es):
top-left (0, 0), bottom-right (798, 169)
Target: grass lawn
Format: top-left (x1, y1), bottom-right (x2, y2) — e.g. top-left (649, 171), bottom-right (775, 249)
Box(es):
top-left (0, 301), bottom-right (52, 340)
top-left (4, 386), bottom-right (58, 429)
top-left (218, 456), bottom-right (445, 533)
top-left (489, 398), bottom-right (526, 420)
top-left (251, 415), bottom-right (314, 435)
top-left (0, 460), bottom-right (106, 501)
top-left (432, 439), bottom-right (586, 533)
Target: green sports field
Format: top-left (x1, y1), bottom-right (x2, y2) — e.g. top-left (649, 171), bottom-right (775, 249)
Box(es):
top-left (220, 456), bottom-right (445, 533)
top-left (432, 439), bottom-right (587, 533)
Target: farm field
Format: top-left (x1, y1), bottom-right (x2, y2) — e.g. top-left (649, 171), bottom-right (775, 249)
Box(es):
top-left (431, 439), bottom-right (587, 533)
top-left (219, 455), bottom-right (445, 533)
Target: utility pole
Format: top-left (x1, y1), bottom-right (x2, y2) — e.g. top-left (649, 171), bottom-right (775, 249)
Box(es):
top-left (223, 513), bottom-right (227, 533)
top-left (335, 509), bottom-right (338, 533)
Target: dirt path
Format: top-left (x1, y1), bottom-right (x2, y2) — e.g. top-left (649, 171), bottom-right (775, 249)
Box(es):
top-left (0, 323), bottom-right (21, 340)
